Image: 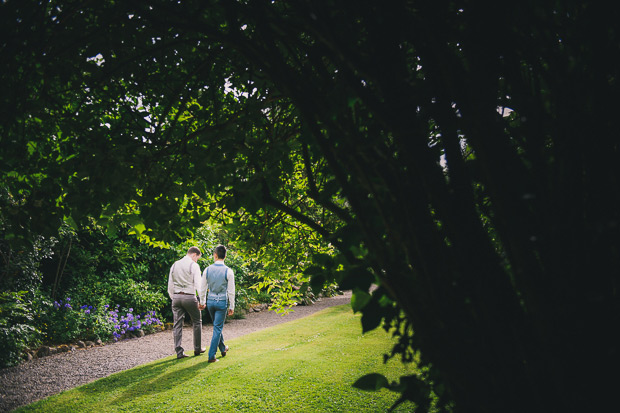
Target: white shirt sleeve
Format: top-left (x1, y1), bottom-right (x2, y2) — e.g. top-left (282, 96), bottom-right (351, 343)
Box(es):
top-left (227, 268), bottom-right (235, 311)
top-left (191, 262), bottom-right (203, 305)
top-left (167, 264), bottom-right (175, 299)
top-left (200, 268), bottom-right (208, 305)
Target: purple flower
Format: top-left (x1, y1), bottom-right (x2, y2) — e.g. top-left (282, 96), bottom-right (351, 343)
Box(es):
top-left (64, 303), bottom-right (72, 309)
top-left (66, 297), bottom-right (71, 302)
top-left (53, 301), bottom-right (60, 309)
top-left (85, 309), bottom-right (90, 314)
top-left (88, 306), bottom-right (93, 310)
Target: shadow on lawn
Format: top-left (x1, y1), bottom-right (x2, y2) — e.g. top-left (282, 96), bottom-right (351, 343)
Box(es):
top-left (75, 356), bottom-right (216, 406)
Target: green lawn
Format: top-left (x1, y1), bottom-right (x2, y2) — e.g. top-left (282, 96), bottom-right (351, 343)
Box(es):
top-left (18, 305), bottom-right (417, 412)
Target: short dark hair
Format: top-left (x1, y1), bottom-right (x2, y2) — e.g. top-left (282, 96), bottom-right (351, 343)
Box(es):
top-left (187, 246), bottom-right (202, 256)
top-left (214, 245), bottom-right (227, 259)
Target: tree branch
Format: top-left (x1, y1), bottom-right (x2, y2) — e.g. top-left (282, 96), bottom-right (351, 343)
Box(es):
top-left (261, 179), bottom-right (331, 239)
top-left (301, 143), bottom-right (353, 223)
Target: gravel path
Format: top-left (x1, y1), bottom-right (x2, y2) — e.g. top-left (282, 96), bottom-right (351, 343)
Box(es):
top-left (0, 292), bottom-right (351, 412)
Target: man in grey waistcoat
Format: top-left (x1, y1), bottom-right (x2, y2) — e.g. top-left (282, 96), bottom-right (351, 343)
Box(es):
top-left (200, 244), bottom-right (235, 363)
top-left (167, 246), bottom-right (207, 359)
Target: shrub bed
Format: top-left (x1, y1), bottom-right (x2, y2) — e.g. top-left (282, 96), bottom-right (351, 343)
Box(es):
top-left (0, 290), bottom-right (164, 368)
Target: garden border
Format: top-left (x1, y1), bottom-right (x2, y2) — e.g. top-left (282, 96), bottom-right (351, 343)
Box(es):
top-left (0, 291), bottom-right (351, 412)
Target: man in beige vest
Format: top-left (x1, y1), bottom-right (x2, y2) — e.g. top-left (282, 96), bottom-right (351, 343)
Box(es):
top-left (167, 246), bottom-right (207, 358)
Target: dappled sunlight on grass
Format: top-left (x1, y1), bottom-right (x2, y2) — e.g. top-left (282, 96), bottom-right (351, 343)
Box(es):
top-left (18, 305), bottom-right (417, 412)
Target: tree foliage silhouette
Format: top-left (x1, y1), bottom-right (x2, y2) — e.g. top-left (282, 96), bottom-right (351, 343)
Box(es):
top-left (1, 1), bottom-right (619, 411)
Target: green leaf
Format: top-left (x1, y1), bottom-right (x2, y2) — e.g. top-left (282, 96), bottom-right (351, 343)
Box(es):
top-left (361, 310), bottom-right (383, 333)
top-left (360, 294), bottom-right (383, 333)
top-left (27, 141), bottom-right (37, 155)
top-left (312, 253), bottom-right (333, 267)
top-left (303, 265), bottom-right (323, 276)
top-left (353, 373), bottom-right (389, 391)
top-left (310, 272), bottom-right (326, 292)
top-left (351, 288), bottom-right (371, 313)
top-left (133, 223), bottom-right (146, 235)
top-left (64, 216), bottom-right (79, 230)
top-left (338, 266), bottom-right (375, 291)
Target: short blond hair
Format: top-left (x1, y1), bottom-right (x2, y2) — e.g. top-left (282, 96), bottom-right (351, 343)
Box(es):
top-left (187, 246), bottom-right (202, 256)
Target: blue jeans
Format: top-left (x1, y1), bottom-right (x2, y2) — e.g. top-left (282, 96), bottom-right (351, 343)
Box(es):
top-left (207, 298), bottom-right (228, 360)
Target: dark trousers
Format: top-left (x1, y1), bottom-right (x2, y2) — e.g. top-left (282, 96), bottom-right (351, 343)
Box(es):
top-left (172, 294), bottom-right (202, 356)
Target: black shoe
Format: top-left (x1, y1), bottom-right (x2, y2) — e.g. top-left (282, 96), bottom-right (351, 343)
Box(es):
top-left (177, 353), bottom-right (190, 359)
top-left (221, 346), bottom-right (229, 357)
top-left (194, 348), bottom-right (206, 356)
top-left (208, 358), bottom-right (219, 363)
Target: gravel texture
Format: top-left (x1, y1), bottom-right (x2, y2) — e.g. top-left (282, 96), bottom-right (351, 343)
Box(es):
top-left (0, 291), bottom-right (351, 412)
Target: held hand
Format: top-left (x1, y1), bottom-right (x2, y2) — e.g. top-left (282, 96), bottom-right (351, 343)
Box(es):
top-left (227, 309), bottom-right (234, 316)
top-left (198, 304), bottom-right (206, 310)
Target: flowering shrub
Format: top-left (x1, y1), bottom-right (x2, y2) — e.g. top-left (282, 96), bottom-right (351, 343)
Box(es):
top-left (40, 298), bottom-right (163, 344)
top-left (106, 305), bottom-right (163, 341)
top-left (43, 297), bottom-right (83, 343)
top-left (67, 277), bottom-right (167, 317)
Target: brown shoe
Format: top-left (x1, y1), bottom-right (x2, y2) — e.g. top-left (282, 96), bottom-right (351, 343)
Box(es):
top-left (177, 353), bottom-right (190, 359)
top-left (221, 346), bottom-right (230, 357)
top-left (194, 348), bottom-right (206, 356)
top-left (208, 358), bottom-right (219, 363)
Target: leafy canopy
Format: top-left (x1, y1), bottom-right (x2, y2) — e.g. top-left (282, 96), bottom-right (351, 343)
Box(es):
top-left (2, 1), bottom-right (619, 411)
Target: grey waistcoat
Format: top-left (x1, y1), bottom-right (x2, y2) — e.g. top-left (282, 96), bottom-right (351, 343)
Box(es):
top-left (206, 263), bottom-right (228, 298)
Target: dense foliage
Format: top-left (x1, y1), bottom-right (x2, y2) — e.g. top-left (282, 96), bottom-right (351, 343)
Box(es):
top-left (0, 291), bottom-right (40, 368)
top-left (0, 218), bottom-right (281, 368)
top-left (2, 1), bottom-right (619, 411)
